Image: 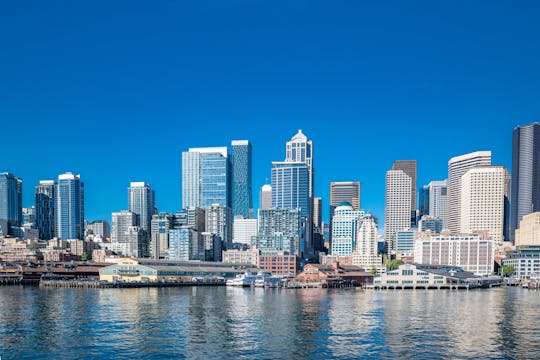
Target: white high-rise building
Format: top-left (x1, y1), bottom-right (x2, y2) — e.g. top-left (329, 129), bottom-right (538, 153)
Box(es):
top-left (205, 204), bottom-right (233, 248)
top-left (330, 203), bottom-right (365, 256)
top-left (352, 214), bottom-right (382, 270)
top-left (259, 184), bottom-right (272, 210)
top-left (428, 180), bottom-right (448, 229)
top-left (447, 151), bottom-right (492, 234)
top-left (461, 166), bottom-right (510, 244)
top-left (285, 130), bottom-right (313, 198)
top-left (233, 217), bottom-right (258, 246)
top-left (128, 182), bottom-right (155, 235)
top-left (384, 170), bottom-right (412, 250)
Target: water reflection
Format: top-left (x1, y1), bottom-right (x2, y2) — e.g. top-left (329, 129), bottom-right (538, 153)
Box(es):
top-left (0, 286), bottom-right (539, 359)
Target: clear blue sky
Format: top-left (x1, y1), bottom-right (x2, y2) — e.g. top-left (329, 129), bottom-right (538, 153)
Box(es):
top-left (1, 1), bottom-right (539, 224)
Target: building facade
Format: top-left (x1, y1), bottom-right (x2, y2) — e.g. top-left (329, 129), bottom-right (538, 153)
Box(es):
top-left (35, 180), bottom-right (56, 240)
top-left (511, 123), bottom-right (540, 240)
top-left (384, 169), bottom-right (412, 249)
top-left (352, 214), bottom-right (382, 270)
top-left (392, 160), bottom-right (417, 213)
top-left (447, 151), bottom-right (492, 234)
top-left (128, 182), bottom-right (155, 237)
top-left (253, 208), bottom-right (302, 256)
top-left (259, 184), bottom-right (272, 210)
top-left (330, 203), bottom-right (364, 256)
top-left (0, 172), bottom-right (22, 237)
top-left (231, 140), bottom-right (252, 218)
top-left (515, 212), bottom-right (540, 246)
top-left (205, 204), bottom-right (233, 249)
top-left (271, 162), bottom-right (310, 220)
top-left (428, 180), bottom-right (448, 229)
top-left (460, 166), bottom-right (510, 244)
top-left (56, 172), bottom-right (84, 240)
top-left (232, 217), bottom-right (257, 246)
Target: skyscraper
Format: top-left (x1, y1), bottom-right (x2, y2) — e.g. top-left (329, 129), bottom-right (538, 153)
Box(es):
top-left (330, 182), bottom-right (361, 212)
top-left (511, 122), bottom-right (540, 241)
top-left (392, 160), bottom-right (417, 212)
top-left (313, 197), bottom-right (322, 230)
top-left (231, 140), bottom-right (252, 218)
top-left (232, 217), bottom-right (258, 246)
top-left (352, 214), bottom-right (381, 270)
top-left (35, 180), bottom-right (56, 240)
top-left (111, 210), bottom-right (138, 244)
top-left (85, 220), bottom-right (110, 239)
top-left (447, 151), bottom-right (492, 233)
top-left (461, 166), bottom-right (510, 244)
top-left (418, 185), bottom-right (430, 219)
top-left (271, 162), bottom-right (310, 220)
top-left (286, 130), bottom-right (313, 197)
top-left (384, 169), bottom-right (412, 249)
top-left (56, 172), bottom-right (84, 240)
top-left (150, 212), bottom-right (173, 259)
top-left (0, 172), bottom-right (22, 237)
top-left (182, 147), bottom-right (230, 208)
top-left (128, 182), bottom-right (155, 236)
top-left (259, 184), bottom-right (272, 210)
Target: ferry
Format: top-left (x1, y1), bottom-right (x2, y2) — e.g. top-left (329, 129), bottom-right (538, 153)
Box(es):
top-left (226, 272), bottom-right (260, 287)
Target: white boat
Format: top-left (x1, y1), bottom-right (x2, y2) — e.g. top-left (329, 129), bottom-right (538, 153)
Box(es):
top-left (227, 272), bottom-right (260, 287)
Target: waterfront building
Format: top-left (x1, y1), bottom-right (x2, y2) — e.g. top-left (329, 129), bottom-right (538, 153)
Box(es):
top-left (384, 169), bottom-right (412, 249)
top-left (373, 264), bottom-right (476, 288)
top-left (515, 212), bottom-right (540, 246)
top-left (231, 140), bottom-right (252, 218)
top-left (232, 217), bottom-right (257, 247)
top-left (99, 258), bottom-right (258, 283)
top-left (393, 229), bottom-right (416, 253)
top-left (330, 203), bottom-right (364, 256)
top-left (414, 233), bottom-right (495, 276)
top-left (35, 180), bottom-right (56, 240)
top-left (205, 204), bottom-right (232, 249)
top-left (296, 263), bottom-right (373, 286)
top-left (502, 246), bottom-right (540, 279)
top-left (258, 249), bottom-right (299, 276)
top-left (252, 208), bottom-right (302, 256)
top-left (447, 151), bottom-right (492, 234)
top-left (0, 172), bottom-right (22, 237)
top-left (259, 184), bottom-right (272, 210)
top-left (511, 123), bottom-right (540, 241)
top-left (221, 248), bottom-right (259, 265)
top-left (271, 162), bottom-right (310, 220)
top-left (392, 160), bottom-right (417, 215)
top-left (352, 214), bottom-right (382, 271)
top-left (461, 166), bottom-right (510, 244)
top-left (128, 182), bottom-right (155, 238)
top-left (85, 220), bottom-right (110, 240)
top-left (56, 172), bottom-right (84, 240)
top-left (418, 216), bottom-right (443, 234)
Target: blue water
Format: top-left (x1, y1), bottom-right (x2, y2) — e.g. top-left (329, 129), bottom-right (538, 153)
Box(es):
top-left (0, 286), bottom-right (539, 359)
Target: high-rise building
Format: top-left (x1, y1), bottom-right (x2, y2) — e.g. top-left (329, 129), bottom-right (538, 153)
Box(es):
top-left (259, 184), bottom-right (272, 210)
top-left (35, 180), bottom-right (56, 240)
top-left (418, 185), bottom-right (430, 220)
top-left (384, 170), bottom-right (412, 249)
top-left (169, 227), bottom-right (201, 261)
top-left (231, 140), bottom-right (252, 218)
top-left (352, 214), bottom-right (382, 270)
top-left (515, 212), bottom-right (540, 246)
top-left (0, 172), bottom-right (22, 237)
top-left (128, 182), bottom-right (155, 236)
top-left (428, 180), bottom-right (448, 229)
top-left (253, 208), bottom-right (302, 256)
top-left (205, 204), bottom-right (233, 248)
top-left (182, 147), bottom-right (230, 209)
top-left (330, 203), bottom-right (365, 256)
top-left (511, 123), bottom-right (540, 241)
top-left (461, 166), bottom-right (510, 244)
top-left (111, 210), bottom-right (148, 257)
top-left (418, 216), bottom-right (443, 234)
top-left (201, 232), bottom-right (222, 261)
top-left (56, 172), bottom-right (84, 240)
top-left (111, 210), bottom-right (138, 244)
top-left (286, 130), bottom-right (313, 197)
top-left (232, 217), bottom-right (257, 246)
top-left (185, 206), bottom-right (205, 232)
top-left (330, 181), bottom-right (361, 213)
top-left (271, 162), bottom-right (310, 220)
top-left (392, 160), bottom-right (417, 212)
top-left (447, 151), bottom-right (492, 233)
top-left (313, 197), bottom-right (322, 230)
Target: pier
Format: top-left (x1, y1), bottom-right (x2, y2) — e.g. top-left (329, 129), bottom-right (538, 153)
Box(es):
top-left (39, 278), bottom-right (226, 289)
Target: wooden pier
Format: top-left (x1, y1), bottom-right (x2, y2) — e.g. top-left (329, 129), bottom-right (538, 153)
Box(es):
top-left (39, 279), bottom-right (226, 289)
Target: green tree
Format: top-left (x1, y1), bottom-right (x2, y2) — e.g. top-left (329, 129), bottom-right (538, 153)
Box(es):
top-left (500, 265), bottom-right (515, 277)
top-left (81, 252), bottom-right (88, 262)
top-left (370, 266), bottom-right (378, 276)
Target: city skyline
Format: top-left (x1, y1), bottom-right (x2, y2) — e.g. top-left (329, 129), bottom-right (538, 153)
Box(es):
top-left (2, 2), bottom-right (539, 224)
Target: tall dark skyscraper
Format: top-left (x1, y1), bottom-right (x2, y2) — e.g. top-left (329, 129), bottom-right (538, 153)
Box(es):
top-left (56, 172), bottom-right (84, 240)
top-left (0, 172), bottom-right (22, 237)
top-left (231, 140), bottom-right (252, 218)
top-left (511, 122), bottom-right (540, 240)
top-left (35, 180), bottom-right (56, 240)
